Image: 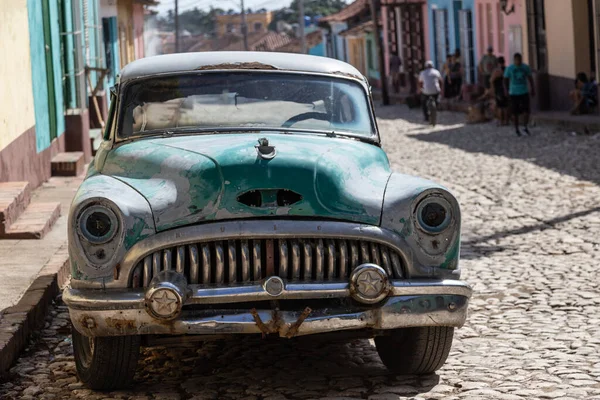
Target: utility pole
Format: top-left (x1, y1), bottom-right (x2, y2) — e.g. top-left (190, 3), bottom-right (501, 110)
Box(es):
top-left (241, 0), bottom-right (249, 50)
top-left (369, 0), bottom-right (389, 105)
top-left (174, 0), bottom-right (180, 52)
top-left (299, 0), bottom-right (306, 53)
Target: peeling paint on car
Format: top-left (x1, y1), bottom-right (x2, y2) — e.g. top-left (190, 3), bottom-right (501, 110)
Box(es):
top-left (196, 62), bottom-right (278, 71)
top-left (380, 174), bottom-right (461, 279)
top-left (100, 133), bottom-right (392, 231)
top-left (68, 175), bottom-right (156, 281)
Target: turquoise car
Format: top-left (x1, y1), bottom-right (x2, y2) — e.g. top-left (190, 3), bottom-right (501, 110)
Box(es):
top-left (63, 52), bottom-right (472, 390)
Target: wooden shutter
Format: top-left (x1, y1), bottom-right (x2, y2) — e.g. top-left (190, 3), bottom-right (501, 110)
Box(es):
top-left (458, 9), bottom-right (475, 84)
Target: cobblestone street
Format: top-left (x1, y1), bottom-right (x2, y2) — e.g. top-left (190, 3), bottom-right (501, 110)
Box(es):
top-left (1, 107), bottom-right (599, 400)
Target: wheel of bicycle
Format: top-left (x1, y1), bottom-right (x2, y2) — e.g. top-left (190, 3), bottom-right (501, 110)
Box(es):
top-left (428, 99), bottom-right (437, 126)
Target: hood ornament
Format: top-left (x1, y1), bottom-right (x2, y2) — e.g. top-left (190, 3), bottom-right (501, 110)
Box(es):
top-left (255, 137), bottom-right (277, 160)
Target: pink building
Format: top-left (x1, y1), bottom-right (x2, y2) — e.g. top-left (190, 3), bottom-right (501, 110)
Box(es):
top-left (381, 0), bottom-right (430, 93)
top-left (474, 0), bottom-right (526, 63)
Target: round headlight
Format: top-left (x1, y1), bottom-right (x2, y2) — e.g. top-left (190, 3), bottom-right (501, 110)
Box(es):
top-left (78, 205), bottom-right (119, 244)
top-left (417, 197), bottom-right (451, 233)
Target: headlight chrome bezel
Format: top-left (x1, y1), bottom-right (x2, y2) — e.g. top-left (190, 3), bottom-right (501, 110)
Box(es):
top-left (77, 204), bottom-right (119, 244)
top-left (415, 195), bottom-right (453, 234)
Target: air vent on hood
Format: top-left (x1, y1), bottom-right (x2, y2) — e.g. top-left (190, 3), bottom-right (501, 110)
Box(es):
top-left (237, 189), bottom-right (302, 208)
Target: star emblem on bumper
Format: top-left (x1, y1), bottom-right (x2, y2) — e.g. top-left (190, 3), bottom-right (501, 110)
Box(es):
top-left (151, 290), bottom-right (178, 315)
top-left (357, 271), bottom-right (383, 296)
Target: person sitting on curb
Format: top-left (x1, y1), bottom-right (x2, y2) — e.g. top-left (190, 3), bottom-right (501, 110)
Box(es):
top-left (570, 72), bottom-right (598, 115)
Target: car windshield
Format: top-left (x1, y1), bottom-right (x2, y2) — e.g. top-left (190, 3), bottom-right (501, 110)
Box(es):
top-left (118, 72), bottom-right (374, 139)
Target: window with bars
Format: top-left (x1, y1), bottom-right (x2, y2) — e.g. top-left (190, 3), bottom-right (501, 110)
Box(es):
top-left (459, 9), bottom-right (476, 84)
top-left (526, 0), bottom-right (547, 72)
top-left (59, 0), bottom-right (86, 110)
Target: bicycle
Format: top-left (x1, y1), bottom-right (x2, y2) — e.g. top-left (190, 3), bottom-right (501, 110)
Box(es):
top-left (426, 95), bottom-right (438, 126)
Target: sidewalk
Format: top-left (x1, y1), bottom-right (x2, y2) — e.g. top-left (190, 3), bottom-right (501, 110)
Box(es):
top-left (372, 89), bottom-right (600, 134)
top-left (0, 173), bottom-right (83, 374)
top-left (0, 174), bottom-right (83, 312)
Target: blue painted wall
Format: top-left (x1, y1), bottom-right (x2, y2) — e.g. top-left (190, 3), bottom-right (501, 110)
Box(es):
top-left (427, 0), bottom-right (477, 69)
top-left (28, 0), bottom-right (66, 153)
top-left (28, 0), bottom-right (51, 153)
top-left (309, 42), bottom-right (325, 57)
top-left (49, 0), bottom-right (65, 137)
top-left (365, 33), bottom-right (380, 81)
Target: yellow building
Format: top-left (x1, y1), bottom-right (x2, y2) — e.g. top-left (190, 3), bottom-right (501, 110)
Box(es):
top-left (215, 11), bottom-right (273, 36)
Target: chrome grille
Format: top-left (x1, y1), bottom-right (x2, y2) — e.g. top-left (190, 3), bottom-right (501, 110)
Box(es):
top-left (131, 238), bottom-right (404, 288)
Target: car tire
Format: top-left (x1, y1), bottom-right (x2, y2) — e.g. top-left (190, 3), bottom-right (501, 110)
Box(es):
top-left (72, 326), bottom-right (141, 390)
top-left (375, 326), bottom-right (454, 374)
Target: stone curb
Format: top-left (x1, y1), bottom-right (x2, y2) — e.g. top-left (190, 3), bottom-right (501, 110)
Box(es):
top-left (0, 244), bottom-right (69, 376)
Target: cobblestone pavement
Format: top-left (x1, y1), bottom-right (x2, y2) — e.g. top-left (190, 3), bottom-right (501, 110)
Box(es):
top-left (1, 107), bottom-right (600, 400)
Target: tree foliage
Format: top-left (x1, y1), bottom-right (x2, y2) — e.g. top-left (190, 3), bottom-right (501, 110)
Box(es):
top-left (152, 0), bottom-right (347, 36)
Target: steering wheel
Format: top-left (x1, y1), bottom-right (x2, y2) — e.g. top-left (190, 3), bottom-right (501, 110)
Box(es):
top-left (281, 112), bottom-right (329, 128)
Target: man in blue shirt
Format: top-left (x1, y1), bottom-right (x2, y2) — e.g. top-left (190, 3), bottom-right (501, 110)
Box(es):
top-left (504, 53), bottom-right (536, 136)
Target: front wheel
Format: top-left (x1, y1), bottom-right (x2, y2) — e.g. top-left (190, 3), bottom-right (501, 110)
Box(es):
top-left (72, 327), bottom-right (141, 390)
top-left (375, 326), bottom-right (454, 374)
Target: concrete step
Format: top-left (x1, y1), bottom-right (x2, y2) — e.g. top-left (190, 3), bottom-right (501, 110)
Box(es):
top-left (0, 182), bottom-right (32, 235)
top-left (0, 202), bottom-right (61, 239)
top-left (51, 152), bottom-right (85, 177)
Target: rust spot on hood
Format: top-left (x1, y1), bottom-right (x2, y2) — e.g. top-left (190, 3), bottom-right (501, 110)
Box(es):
top-left (332, 71), bottom-right (363, 80)
top-left (197, 62), bottom-right (278, 71)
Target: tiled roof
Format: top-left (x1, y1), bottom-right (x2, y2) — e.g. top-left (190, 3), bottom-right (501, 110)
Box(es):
top-left (339, 20), bottom-right (375, 37)
top-left (277, 30), bottom-right (324, 53)
top-left (319, 0), bottom-right (369, 22)
top-left (221, 31), bottom-right (292, 52)
top-left (186, 34), bottom-right (243, 52)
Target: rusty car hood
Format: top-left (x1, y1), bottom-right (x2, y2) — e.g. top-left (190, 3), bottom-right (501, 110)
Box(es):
top-left (100, 133), bottom-right (391, 232)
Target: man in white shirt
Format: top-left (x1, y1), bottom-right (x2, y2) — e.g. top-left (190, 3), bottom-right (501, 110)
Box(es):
top-left (418, 61), bottom-right (443, 122)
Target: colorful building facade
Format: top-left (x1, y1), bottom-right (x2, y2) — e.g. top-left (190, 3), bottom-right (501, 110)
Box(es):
top-left (427, 0), bottom-right (477, 83)
top-left (474, 0), bottom-right (526, 65)
top-left (1, 0), bottom-right (154, 187)
top-left (539, 0), bottom-right (598, 111)
top-left (319, 0), bottom-right (381, 86)
top-left (215, 11), bottom-right (274, 37)
top-left (0, 0), bottom-right (70, 186)
top-left (381, 0), bottom-right (429, 92)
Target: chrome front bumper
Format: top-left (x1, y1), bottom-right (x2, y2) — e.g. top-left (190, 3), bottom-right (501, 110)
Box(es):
top-left (64, 279), bottom-right (472, 338)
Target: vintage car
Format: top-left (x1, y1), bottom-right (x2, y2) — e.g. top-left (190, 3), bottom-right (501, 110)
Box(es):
top-left (63, 52), bottom-right (472, 390)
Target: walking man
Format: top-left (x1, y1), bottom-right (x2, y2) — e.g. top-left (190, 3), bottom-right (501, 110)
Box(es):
top-left (504, 53), bottom-right (535, 136)
top-left (418, 60), bottom-right (443, 123)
